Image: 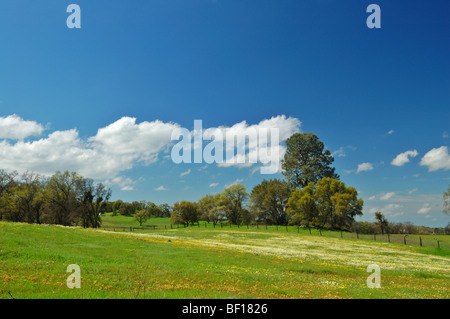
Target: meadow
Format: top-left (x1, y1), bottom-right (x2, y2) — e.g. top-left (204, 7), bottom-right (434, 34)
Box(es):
top-left (0, 216), bottom-right (449, 299)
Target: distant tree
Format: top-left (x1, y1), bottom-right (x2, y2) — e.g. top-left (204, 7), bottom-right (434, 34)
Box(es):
top-left (170, 211), bottom-right (184, 225)
top-left (0, 169), bottom-right (18, 196)
top-left (118, 202), bottom-right (136, 216)
top-left (403, 222), bottom-right (416, 234)
top-left (172, 201), bottom-right (200, 226)
top-left (198, 194), bottom-right (225, 226)
top-left (221, 184), bottom-right (249, 225)
top-left (134, 209), bottom-right (150, 226)
top-left (78, 179), bottom-right (111, 228)
top-left (0, 170), bottom-right (19, 221)
top-left (444, 185), bottom-right (450, 216)
top-left (374, 212), bottom-right (389, 235)
top-left (146, 202), bottom-right (162, 217)
top-left (13, 172), bottom-right (45, 224)
top-left (41, 171), bottom-right (84, 226)
top-left (281, 133), bottom-right (339, 189)
top-left (112, 200), bottom-right (124, 214)
top-left (250, 179), bottom-right (291, 225)
top-left (158, 203), bottom-right (172, 218)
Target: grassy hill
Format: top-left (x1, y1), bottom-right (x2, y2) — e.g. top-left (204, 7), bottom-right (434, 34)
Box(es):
top-left (0, 218), bottom-right (449, 299)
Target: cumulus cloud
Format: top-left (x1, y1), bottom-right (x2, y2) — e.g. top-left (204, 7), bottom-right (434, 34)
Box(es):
top-left (391, 150), bottom-right (418, 167)
top-left (209, 182), bottom-right (219, 188)
top-left (106, 176), bottom-right (136, 191)
top-left (0, 116), bottom-right (180, 186)
top-left (419, 146), bottom-right (450, 171)
top-left (214, 115), bottom-right (301, 172)
top-left (369, 204), bottom-right (403, 217)
top-left (155, 185), bottom-right (167, 191)
top-left (356, 162), bottom-right (374, 174)
top-left (332, 145), bottom-right (357, 158)
top-left (417, 203), bottom-right (431, 214)
top-left (0, 114), bottom-right (44, 140)
top-left (380, 192), bottom-right (395, 200)
top-left (225, 178), bottom-right (244, 188)
top-left (180, 169), bottom-right (191, 177)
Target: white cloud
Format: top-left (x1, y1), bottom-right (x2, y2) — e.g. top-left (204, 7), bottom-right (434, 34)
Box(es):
top-left (356, 162), bottom-right (374, 173)
top-left (408, 188), bottom-right (418, 195)
top-left (391, 150), bottom-right (418, 167)
top-left (380, 192), bottom-right (395, 200)
top-left (180, 169), bottom-right (191, 177)
top-left (209, 182), bottom-right (219, 188)
top-left (443, 131), bottom-right (449, 139)
top-left (106, 176), bottom-right (136, 191)
top-left (0, 114), bottom-right (44, 140)
top-left (387, 129), bottom-right (394, 135)
top-left (332, 145), bottom-right (357, 158)
top-left (215, 115), bottom-right (301, 172)
top-left (420, 146), bottom-right (450, 171)
top-left (0, 116), bottom-right (180, 180)
top-left (155, 185), bottom-right (167, 191)
top-left (369, 204), bottom-right (403, 217)
top-left (368, 195), bottom-right (376, 200)
top-left (225, 178), bottom-right (244, 188)
top-left (417, 203), bottom-right (431, 214)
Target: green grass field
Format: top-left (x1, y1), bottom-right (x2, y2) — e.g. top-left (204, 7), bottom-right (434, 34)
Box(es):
top-left (0, 216), bottom-right (449, 299)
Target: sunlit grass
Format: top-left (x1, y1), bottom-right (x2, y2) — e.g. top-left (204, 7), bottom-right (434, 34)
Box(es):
top-left (0, 221), bottom-right (448, 299)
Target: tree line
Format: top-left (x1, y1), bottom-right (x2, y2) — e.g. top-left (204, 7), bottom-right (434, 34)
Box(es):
top-left (0, 170), bottom-right (111, 228)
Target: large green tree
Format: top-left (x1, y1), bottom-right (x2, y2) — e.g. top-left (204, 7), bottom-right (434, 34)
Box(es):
top-left (287, 177), bottom-right (363, 230)
top-left (198, 193), bottom-right (225, 226)
top-left (41, 171), bottom-right (84, 225)
top-left (282, 133), bottom-right (338, 189)
top-left (286, 183), bottom-right (317, 228)
top-left (250, 179), bottom-right (291, 225)
top-left (221, 184), bottom-right (249, 225)
top-left (172, 201), bottom-right (200, 226)
top-left (78, 178), bottom-right (111, 228)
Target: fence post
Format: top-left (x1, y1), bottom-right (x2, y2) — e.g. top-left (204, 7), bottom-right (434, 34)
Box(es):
top-left (404, 235), bottom-right (408, 245)
top-left (356, 231), bottom-right (359, 239)
top-left (420, 236), bottom-right (422, 247)
top-left (387, 233), bottom-right (390, 242)
top-left (319, 229), bottom-right (322, 236)
top-left (340, 231), bottom-right (343, 238)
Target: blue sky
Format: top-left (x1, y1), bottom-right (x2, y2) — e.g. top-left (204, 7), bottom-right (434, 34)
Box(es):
top-left (0, 0), bottom-right (449, 227)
